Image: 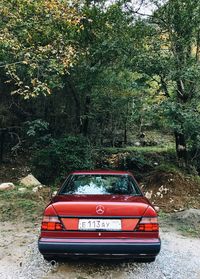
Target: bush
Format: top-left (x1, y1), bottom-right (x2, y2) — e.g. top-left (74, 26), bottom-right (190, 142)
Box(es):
top-left (32, 135), bottom-right (94, 184)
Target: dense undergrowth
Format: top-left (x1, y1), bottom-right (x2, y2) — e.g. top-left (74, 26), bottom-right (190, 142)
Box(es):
top-left (0, 134), bottom-right (200, 222)
top-left (31, 135), bottom-right (180, 185)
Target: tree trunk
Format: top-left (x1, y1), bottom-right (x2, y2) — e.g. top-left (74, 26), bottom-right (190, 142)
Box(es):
top-left (66, 80), bottom-right (82, 133)
top-left (124, 125), bottom-right (127, 145)
top-left (81, 95), bottom-right (91, 137)
top-left (0, 130), bottom-right (6, 164)
top-left (124, 102), bottom-right (129, 145)
top-left (174, 131), bottom-right (188, 165)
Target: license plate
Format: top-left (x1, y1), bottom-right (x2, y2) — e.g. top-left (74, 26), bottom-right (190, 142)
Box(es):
top-left (78, 219), bottom-right (121, 231)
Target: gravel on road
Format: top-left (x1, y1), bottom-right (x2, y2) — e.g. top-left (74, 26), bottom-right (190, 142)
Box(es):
top-left (0, 222), bottom-right (200, 279)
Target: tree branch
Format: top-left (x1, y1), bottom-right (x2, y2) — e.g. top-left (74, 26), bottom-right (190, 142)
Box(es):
top-left (196, 29), bottom-right (200, 62)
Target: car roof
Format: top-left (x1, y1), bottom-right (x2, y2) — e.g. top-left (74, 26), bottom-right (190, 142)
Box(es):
top-left (70, 170), bottom-right (133, 176)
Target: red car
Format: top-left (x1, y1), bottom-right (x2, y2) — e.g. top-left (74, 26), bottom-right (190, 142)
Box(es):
top-left (38, 170), bottom-right (161, 262)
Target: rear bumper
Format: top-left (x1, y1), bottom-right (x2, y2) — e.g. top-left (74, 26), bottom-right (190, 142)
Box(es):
top-left (38, 238), bottom-right (161, 258)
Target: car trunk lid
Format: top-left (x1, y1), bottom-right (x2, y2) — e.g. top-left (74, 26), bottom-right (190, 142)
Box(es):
top-left (52, 194), bottom-right (149, 217)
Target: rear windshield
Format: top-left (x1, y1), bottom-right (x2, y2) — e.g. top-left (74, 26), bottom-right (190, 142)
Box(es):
top-left (60, 174), bottom-right (142, 196)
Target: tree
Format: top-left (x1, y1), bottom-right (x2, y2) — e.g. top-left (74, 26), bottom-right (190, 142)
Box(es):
top-left (0, 0), bottom-right (82, 98)
top-left (127, 0), bottom-right (200, 165)
top-left (64, 1), bottom-right (137, 137)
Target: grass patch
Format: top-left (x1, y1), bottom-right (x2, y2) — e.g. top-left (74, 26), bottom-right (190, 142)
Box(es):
top-left (193, 175), bottom-right (200, 184)
top-left (177, 224), bottom-right (200, 238)
top-left (97, 144), bottom-right (175, 155)
top-left (0, 185), bottom-right (49, 221)
top-left (158, 210), bottom-right (169, 219)
top-left (155, 163), bottom-right (182, 174)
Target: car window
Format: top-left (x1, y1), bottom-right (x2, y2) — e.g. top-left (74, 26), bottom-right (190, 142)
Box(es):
top-left (60, 174), bottom-right (142, 195)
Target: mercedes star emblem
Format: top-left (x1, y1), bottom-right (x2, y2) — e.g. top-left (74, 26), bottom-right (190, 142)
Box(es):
top-left (96, 205), bottom-right (105, 215)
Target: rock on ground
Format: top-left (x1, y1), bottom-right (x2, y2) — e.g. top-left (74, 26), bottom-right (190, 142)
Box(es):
top-left (0, 183), bottom-right (15, 191)
top-left (20, 174), bottom-right (41, 188)
top-left (171, 208), bottom-right (200, 228)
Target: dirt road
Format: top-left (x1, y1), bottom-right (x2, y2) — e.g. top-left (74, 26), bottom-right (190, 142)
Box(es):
top-left (0, 222), bottom-right (200, 279)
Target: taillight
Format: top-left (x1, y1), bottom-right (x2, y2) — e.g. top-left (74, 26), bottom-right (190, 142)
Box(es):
top-left (136, 217), bottom-right (159, 232)
top-left (41, 216), bottom-right (63, 231)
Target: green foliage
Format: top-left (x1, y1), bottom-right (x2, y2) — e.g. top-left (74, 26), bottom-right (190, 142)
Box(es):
top-left (0, 0), bottom-right (82, 98)
top-left (24, 119), bottom-right (52, 148)
top-left (119, 153), bottom-right (153, 172)
top-left (1, 0), bottom-right (200, 175)
top-left (128, 0), bottom-right (200, 166)
top-left (32, 136), bottom-right (94, 183)
top-left (155, 163), bottom-right (181, 174)
top-left (25, 119), bottom-right (49, 137)
top-left (94, 144), bottom-right (177, 181)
